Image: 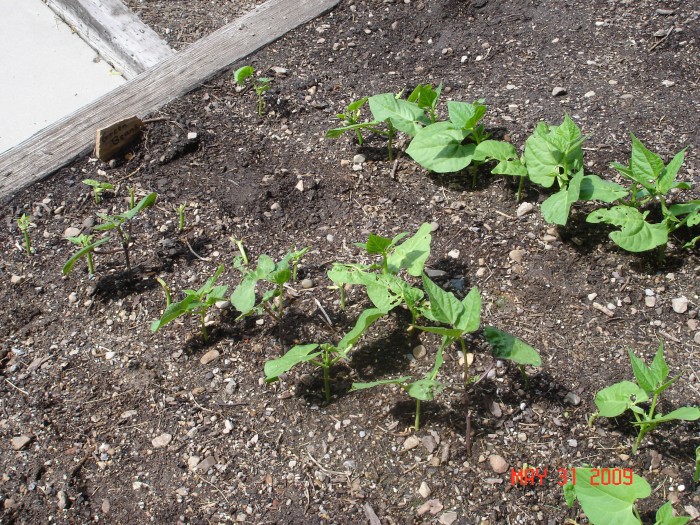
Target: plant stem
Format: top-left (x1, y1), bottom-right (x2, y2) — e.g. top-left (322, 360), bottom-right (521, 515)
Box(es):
top-left (323, 350), bottom-right (331, 402)
top-left (387, 121), bottom-right (395, 161)
top-left (86, 252), bottom-right (95, 275)
top-left (117, 227), bottom-right (131, 271)
top-left (414, 399), bottom-right (421, 431)
top-left (22, 230), bottom-right (31, 255)
top-left (516, 176), bottom-right (525, 202)
top-left (200, 309), bottom-right (208, 342)
top-left (339, 285), bottom-right (346, 310)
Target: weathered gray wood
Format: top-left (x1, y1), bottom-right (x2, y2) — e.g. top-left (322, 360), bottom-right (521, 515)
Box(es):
top-left (45, 0), bottom-right (174, 79)
top-left (0, 0), bottom-right (339, 200)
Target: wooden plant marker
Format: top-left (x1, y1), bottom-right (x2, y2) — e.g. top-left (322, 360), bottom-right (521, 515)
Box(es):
top-left (94, 116), bottom-right (143, 161)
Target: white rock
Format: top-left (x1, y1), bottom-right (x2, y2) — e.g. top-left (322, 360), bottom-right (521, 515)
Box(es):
top-left (301, 278), bottom-right (314, 289)
top-left (105, 351), bottom-right (116, 360)
top-left (295, 180), bottom-right (304, 192)
top-left (10, 275), bottom-right (25, 285)
top-left (661, 80), bottom-right (675, 87)
top-left (418, 481), bottom-right (431, 498)
top-left (215, 300), bottom-right (230, 310)
top-left (516, 202), bottom-right (534, 217)
top-left (564, 392), bottom-right (581, 406)
top-left (11, 435), bottom-right (32, 451)
top-left (645, 296), bottom-right (657, 307)
top-left (68, 292), bottom-right (78, 303)
top-left (447, 249), bottom-right (460, 259)
top-left (439, 512), bottom-right (458, 525)
top-left (187, 132), bottom-right (198, 141)
top-left (63, 227), bottom-right (81, 238)
top-left (509, 249), bottom-right (524, 263)
top-left (552, 86), bottom-right (567, 96)
top-left (353, 154), bottom-right (366, 164)
top-left (488, 454), bottom-right (508, 474)
top-left (694, 332), bottom-right (700, 345)
top-left (271, 66), bottom-right (288, 74)
top-left (403, 435), bottom-right (421, 451)
top-left (200, 349), bottom-right (220, 365)
top-left (413, 345), bottom-right (426, 359)
top-left (672, 296), bottom-right (688, 314)
top-left (584, 90), bottom-right (596, 98)
top-left (152, 433), bottom-right (172, 448)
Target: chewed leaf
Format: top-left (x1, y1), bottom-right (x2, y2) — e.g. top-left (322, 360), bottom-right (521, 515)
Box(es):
top-left (484, 326), bottom-right (541, 366)
top-left (405, 379), bottom-right (443, 401)
top-left (594, 381), bottom-right (649, 418)
top-left (234, 65), bottom-right (254, 86)
top-left (565, 467), bottom-right (650, 525)
top-left (586, 206), bottom-right (668, 252)
top-left (473, 140), bottom-right (528, 177)
top-left (654, 501), bottom-right (691, 525)
top-left (264, 344), bottom-right (322, 382)
top-left (387, 222), bottom-right (432, 276)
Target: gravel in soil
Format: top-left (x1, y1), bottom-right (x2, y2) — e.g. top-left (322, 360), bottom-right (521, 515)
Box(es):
top-left (1, 1), bottom-right (699, 524)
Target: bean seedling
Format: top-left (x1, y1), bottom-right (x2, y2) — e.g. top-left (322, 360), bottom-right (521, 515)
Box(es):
top-left (563, 468), bottom-right (690, 525)
top-left (234, 65), bottom-right (271, 116)
top-left (587, 135), bottom-right (698, 252)
top-left (175, 203), bottom-right (187, 233)
top-left (17, 214), bottom-right (33, 256)
top-left (150, 265), bottom-right (228, 342)
top-left (265, 307), bottom-right (385, 402)
top-left (83, 179), bottom-right (114, 204)
top-left (588, 341), bottom-right (700, 453)
top-left (413, 274), bottom-right (540, 451)
top-left (62, 192), bottom-right (157, 275)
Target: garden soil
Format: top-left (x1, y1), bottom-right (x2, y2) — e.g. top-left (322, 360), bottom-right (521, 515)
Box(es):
top-left (1, 0), bottom-right (699, 524)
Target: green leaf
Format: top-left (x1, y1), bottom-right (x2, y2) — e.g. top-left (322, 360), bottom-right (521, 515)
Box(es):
top-left (594, 381), bottom-right (649, 418)
top-left (649, 341), bottom-right (669, 388)
top-left (654, 501), bottom-right (691, 525)
top-left (629, 133), bottom-right (665, 188)
top-left (366, 279), bottom-right (400, 312)
top-left (407, 83), bottom-right (441, 113)
top-left (540, 169), bottom-right (584, 225)
top-left (579, 175), bottom-right (629, 203)
top-left (230, 254), bottom-right (276, 314)
top-left (565, 467), bottom-right (650, 525)
top-left (347, 97), bottom-right (369, 112)
top-left (447, 100), bottom-right (487, 131)
top-left (405, 379), bottom-right (443, 401)
top-left (473, 140), bottom-right (528, 177)
top-left (421, 274), bottom-right (480, 332)
top-left (523, 116), bottom-right (584, 188)
top-left (563, 483), bottom-right (576, 508)
top-left (657, 148), bottom-right (687, 195)
top-left (668, 201), bottom-right (700, 221)
top-left (325, 121), bottom-right (380, 139)
top-left (586, 206), bottom-right (669, 252)
top-left (406, 121), bottom-right (474, 173)
top-left (365, 233), bottom-right (394, 255)
top-left (234, 65), bottom-right (254, 86)
top-left (121, 192), bottom-right (158, 220)
top-left (264, 344), bottom-right (322, 382)
top-left (628, 348), bottom-right (658, 394)
top-left (368, 93), bottom-right (425, 136)
top-left (327, 264), bottom-right (373, 286)
top-left (338, 307), bottom-right (387, 351)
top-left (413, 325), bottom-right (470, 338)
top-left (150, 294), bottom-right (199, 332)
top-left (484, 326), bottom-right (541, 366)
top-left (62, 237), bottom-right (110, 274)
top-left (642, 406), bottom-right (700, 424)
top-left (387, 222), bottom-right (432, 276)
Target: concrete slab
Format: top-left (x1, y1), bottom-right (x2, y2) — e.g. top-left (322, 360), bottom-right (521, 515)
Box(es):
top-left (0, 0), bottom-right (126, 153)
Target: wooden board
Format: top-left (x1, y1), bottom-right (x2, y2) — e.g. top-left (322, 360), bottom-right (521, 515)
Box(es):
top-left (45, 0), bottom-right (174, 79)
top-left (0, 0), bottom-right (339, 200)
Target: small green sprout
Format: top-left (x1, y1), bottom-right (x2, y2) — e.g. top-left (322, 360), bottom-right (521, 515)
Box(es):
top-left (63, 192), bottom-right (157, 275)
top-left (150, 265), bottom-right (228, 342)
top-left (234, 65), bottom-right (272, 116)
top-left (83, 179), bottom-right (114, 204)
top-left (66, 234), bottom-right (97, 275)
top-left (17, 214), bottom-right (33, 255)
top-left (589, 341), bottom-right (700, 453)
top-left (175, 203), bottom-right (187, 233)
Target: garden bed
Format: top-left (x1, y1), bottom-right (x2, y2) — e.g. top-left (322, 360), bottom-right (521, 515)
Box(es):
top-left (1, 0), bottom-right (699, 524)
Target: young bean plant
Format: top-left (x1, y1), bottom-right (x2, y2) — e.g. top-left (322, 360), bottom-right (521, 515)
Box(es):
top-left (62, 192), bottom-right (157, 275)
top-left (588, 341), bottom-right (700, 453)
top-left (83, 179), bottom-right (114, 204)
top-left (563, 468), bottom-right (691, 525)
top-left (264, 308), bottom-right (385, 402)
top-left (234, 65), bottom-right (271, 116)
top-left (17, 214), bottom-right (33, 256)
top-left (150, 265), bottom-right (228, 342)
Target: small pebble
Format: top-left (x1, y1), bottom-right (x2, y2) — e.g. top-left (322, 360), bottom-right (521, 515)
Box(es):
top-left (353, 154), bottom-right (366, 165)
top-left (516, 202), bottom-right (534, 217)
top-left (419, 481), bottom-right (431, 498)
top-left (567, 439), bottom-right (578, 447)
top-left (413, 345), bottom-right (426, 359)
top-left (447, 249), bottom-right (460, 259)
top-left (671, 296), bottom-right (688, 314)
top-left (63, 227), bottom-right (81, 238)
top-left (11, 435), bottom-right (32, 451)
top-left (509, 249), bottom-right (524, 263)
top-left (403, 436), bottom-right (421, 451)
top-left (301, 278), bottom-right (314, 289)
top-left (564, 392), bottom-right (581, 406)
top-left (200, 349), bottom-right (220, 365)
top-left (152, 433), bottom-right (172, 448)
top-left (488, 454), bottom-right (508, 474)
top-left (552, 86), bottom-right (567, 97)
top-left (68, 292), bottom-right (78, 303)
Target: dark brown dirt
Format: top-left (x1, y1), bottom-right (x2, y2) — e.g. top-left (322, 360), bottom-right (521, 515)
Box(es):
top-left (1, 1), bottom-right (699, 524)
